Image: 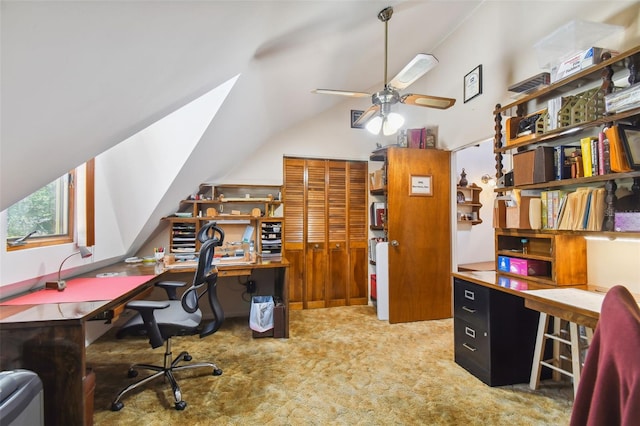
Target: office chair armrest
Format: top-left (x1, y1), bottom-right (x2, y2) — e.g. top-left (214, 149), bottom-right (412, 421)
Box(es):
top-left (155, 281), bottom-right (186, 300)
top-left (125, 300), bottom-right (170, 349)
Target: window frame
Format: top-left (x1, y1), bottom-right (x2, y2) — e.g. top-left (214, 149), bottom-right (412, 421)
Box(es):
top-left (6, 159), bottom-right (95, 251)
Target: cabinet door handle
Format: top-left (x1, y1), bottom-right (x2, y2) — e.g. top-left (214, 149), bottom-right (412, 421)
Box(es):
top-left (391, 240), bottom-right (399, 247)
top-left (462, 343), bottom-right (477, 352)
top-left (465, 327), bottom-right (476, 338)
top-left (335, 243), bottom-right (340, 248)
top-left (462, 306), bottom-right (476, 314)
top-left (314, 244), bottom-right (320, 249)
top-left (464, 289), bottom-right (475, 300)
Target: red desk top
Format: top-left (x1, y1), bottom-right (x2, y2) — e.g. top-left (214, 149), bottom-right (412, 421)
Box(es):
top-left (0, 275), bottom-right (155, 306)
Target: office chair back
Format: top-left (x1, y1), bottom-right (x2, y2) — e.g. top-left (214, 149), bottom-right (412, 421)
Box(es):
top-left (197, 221), bottom-right (224, 244)
top-left (182, 223), bottom-right (225, 338)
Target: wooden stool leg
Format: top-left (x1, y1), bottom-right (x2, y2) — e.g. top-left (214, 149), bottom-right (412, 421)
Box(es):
top-left (552, 317), bottom-right (562, 381)
top-left (530, 312), bottom-right (549, 390)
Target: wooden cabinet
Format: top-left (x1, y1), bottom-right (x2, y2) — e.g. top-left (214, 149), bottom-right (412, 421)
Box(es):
top-left (370, 147), bottom-right (452, 323)
top-left (456, 184), bottom-right (482, 225)
top-left (453, 277), bottom-right (542, 386)
top-left (495, 229), bottom-right (586, 286)
top-left (492, 45), bottom-right (640, 286)
top-left (283, 157), bottom-right (368, 310)
top-left (165, 184), bottom-right (283, 258)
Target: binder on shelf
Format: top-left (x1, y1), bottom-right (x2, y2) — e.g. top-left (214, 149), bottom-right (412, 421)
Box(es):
top-left (605, 125), bottom-right (633, 172)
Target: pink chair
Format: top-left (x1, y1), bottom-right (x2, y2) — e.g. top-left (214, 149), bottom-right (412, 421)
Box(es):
top-left (570, 285), bottom-right (640, 426)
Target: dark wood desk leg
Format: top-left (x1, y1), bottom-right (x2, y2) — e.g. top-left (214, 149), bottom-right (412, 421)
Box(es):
top-left (0, 323), bottom-right (87, 426)
top-left (274, 266), bottom-right (289, 338)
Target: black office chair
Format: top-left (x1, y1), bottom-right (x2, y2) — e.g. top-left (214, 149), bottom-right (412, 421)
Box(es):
top-left (111, 223), bottom-right (225, 411)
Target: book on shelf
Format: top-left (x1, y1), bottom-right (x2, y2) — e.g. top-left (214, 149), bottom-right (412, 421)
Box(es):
top-left (605, 125), bottom-right (633, 172)
top-left (554, 145), bottom-right (581, 180)
top-left (580, 137), bottom-right (596, 177)
top-left (370, 202), bottom-right (385, 227)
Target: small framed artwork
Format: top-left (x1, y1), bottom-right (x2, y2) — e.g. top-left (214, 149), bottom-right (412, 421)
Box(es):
top-left (619, 123), bottom-right (640, 169)
top-left (464, 65), bottom-right (483, 103)
top-left (456, 191), bottom-right (465, 204)
top-left (410, 175), bottom-right (433, 196)
top-left (351, 110), bottom-right (365, 129)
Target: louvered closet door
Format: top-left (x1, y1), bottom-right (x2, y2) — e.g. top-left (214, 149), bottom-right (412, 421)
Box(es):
top-left (305, 159), bottom-right (328, 309)
top-left (283, 157), bottom-right (368, 310)
top-left (283, 158), bottom-right (305, 310)
top-left (347, 161), bottom-right (368, 305)
top-left (326, 161), bottom-right (347, 307)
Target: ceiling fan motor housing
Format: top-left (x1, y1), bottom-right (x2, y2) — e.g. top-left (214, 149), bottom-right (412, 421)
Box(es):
top-left (372, 88), bottom-right (400, 107)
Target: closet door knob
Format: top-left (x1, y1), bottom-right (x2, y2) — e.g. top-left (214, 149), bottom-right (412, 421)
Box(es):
top-left (391, 240), bottom-right (399, 247)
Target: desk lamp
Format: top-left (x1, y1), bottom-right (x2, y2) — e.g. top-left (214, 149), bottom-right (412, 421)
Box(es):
top-left (46, 246), bottom-right (93, 291)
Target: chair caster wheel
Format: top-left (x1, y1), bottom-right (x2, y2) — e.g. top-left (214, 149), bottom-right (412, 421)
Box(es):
top-left (111, 402), bottom-right (124, 411)
top-left (175, 401), bottom-right (187, 410)
top-left (183, 354), bottom-right (192, 362)
top-left (213, 368), bottom-right (223, 376)
top-left (127, 369), bottom-right (138, 378)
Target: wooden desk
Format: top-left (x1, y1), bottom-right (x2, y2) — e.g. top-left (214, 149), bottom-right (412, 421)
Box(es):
top-left (166, 257), bottom-right (290, 338)
top-left (0, 258), bottom-right (289, 426)
top-left (523, 288), bottom-right (605, 330)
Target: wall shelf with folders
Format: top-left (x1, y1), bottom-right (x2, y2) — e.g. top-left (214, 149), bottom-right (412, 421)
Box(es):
top-left (491, 45), bottom-right (640, 289)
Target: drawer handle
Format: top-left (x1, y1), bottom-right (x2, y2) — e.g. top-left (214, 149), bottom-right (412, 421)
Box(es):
top-left (462, 306), bottom-right (476, 314)
top-left (464, 289), bottom-right (475, 301)
top-left (465, 327), bottom-right (476, 338)
top-left (462, 343), bottom-right (477, 352)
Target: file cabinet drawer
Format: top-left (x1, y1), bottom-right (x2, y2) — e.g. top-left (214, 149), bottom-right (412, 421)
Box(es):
top-left (453, 278), bottom-right (489, 327)
top-left (452, 276), bottom-right (542, 386)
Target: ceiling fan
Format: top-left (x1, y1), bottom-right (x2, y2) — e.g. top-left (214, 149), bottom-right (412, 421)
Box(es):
top-left (312, 6), bottom-right (456, 135)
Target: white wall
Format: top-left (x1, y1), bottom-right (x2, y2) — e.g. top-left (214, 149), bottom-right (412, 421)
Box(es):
top-left (223, 1), bottom-right (640, 281)
top-left (453, 140), bottom-right (496, 265)
top-left (0, 77), bottom-right (236, 298)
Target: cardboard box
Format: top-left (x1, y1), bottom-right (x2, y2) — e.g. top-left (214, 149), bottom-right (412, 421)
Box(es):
top-left (369, 169), bottom-right (384, 191)
top-left (554, 47), bottom-right (617, 80)
top-left (497, 256), bottom-right (511, 272)
top-left (506, 196), bottom-right (533, 229)
top-left (509, 258), bottom-right (549, 276)
top-left (493, 200), bottom-right (507, 228)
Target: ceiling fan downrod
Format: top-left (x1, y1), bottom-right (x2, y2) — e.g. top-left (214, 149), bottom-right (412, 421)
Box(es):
top-left (378, 6), bottom-right (393, 89)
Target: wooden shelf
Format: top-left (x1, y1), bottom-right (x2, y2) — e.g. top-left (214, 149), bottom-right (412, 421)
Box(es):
top-left (495, 107), bottom-right (640, 153)
top-left (495, 45), bottom-right (640, 115)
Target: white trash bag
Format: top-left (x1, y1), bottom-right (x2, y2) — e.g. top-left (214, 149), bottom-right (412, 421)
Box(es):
top-left (249, 296), bottom-right (275, 332)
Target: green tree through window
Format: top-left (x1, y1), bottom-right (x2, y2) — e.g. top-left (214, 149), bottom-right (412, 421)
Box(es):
top-left (7, 173), bottom-right (72, 243)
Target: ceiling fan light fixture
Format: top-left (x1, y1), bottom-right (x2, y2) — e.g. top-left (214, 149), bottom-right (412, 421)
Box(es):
top-left (366, 115), bottom-right (383, 134)
top-left (383, 112), bottom-right (404, 135)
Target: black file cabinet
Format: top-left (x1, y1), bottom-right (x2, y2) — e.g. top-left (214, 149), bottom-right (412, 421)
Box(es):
top-left (453, 278), bottom-right (541, 386)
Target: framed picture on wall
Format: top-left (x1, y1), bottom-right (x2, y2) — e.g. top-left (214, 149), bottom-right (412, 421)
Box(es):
top-left (464, 65), bottom-right (483, 103)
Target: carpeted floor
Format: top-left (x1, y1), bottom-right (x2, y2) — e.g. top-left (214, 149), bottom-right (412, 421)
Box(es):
top-left (88, 305), bottom-right (573, 425)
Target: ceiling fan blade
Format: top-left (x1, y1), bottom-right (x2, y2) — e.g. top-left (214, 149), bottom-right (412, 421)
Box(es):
top-left (388, 54), bottom-right (439, 90)
top-left (401, 94), bottom-right (456, 109)
top-left (312, 89), bottom-right (371, 98)
top-left (353, 105), bottom-right (380, 127)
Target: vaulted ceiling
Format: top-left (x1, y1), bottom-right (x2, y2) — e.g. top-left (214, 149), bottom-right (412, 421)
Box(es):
top-left (0, 0), bottom-right (483, 210)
